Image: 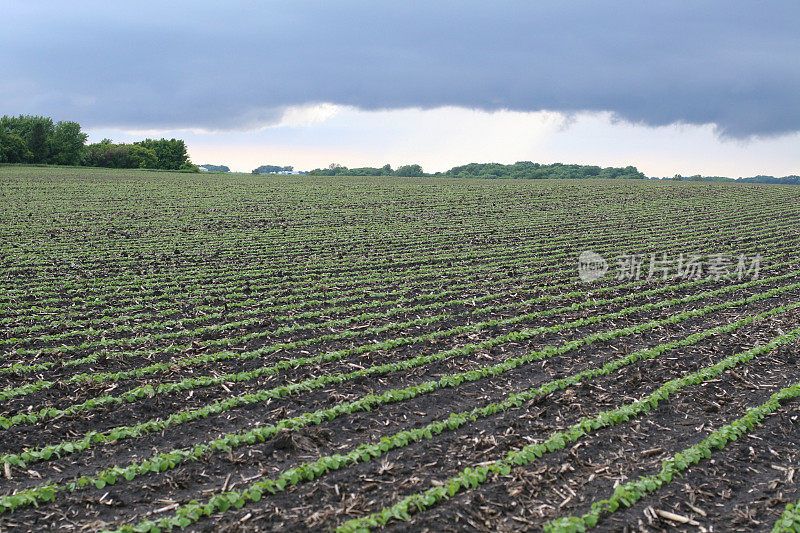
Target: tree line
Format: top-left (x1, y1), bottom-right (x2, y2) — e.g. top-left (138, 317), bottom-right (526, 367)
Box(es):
top-left (308, 163), bottom-right (426, 177)
top-left (0, 115), bottom-right (198, 171)
top-left (252, 165), bottom-right (295, 174)
top-left (308, 161), bottom-right (646, 179)
top-left (200, 164), bottom-right (230, 172)
top-left (440, 161), bottom-right (646, 179)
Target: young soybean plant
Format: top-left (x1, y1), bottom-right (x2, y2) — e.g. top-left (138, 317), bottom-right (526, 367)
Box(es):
top-left (773, 501), bottom-right (800, 533)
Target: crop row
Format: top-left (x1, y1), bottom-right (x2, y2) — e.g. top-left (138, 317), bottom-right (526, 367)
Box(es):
top-left (334, 325), bottom-right (800, 533)
top-left (3, 295), bottom-right (796, 517)
top-left (3, 254), bottom-right (794, 423)
top-left (1, 186), bottom-right (780, 318)
top-left (3, 223), bottom-right (793, 393)
top-left (544, 381), bottom-right (800, 531)
top-left (4, 198), bottom-right (783, 333)
top-left (3, 273), bottom-right (797, 476)
top-left (0, 214), bottom-right (672, 334)
top-left (1, 197), bottom-right (643, 295)
top-left (7, 177), bottom-right (780, 276)
top-left (4, 206), bottom-right (792, 354)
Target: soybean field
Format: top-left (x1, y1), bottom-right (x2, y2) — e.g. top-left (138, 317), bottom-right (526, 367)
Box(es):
top-left (1, 166), bottom-right (799, 532)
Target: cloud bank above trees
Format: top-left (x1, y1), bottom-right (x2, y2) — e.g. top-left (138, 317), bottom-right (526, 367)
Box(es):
top-left (2, 1), bottom-right (799, 139)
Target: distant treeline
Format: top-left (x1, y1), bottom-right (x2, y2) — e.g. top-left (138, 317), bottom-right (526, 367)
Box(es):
top-left (440, 162), bottom-right (646, 179)
top-left (669, 174), bottom-right (800, 185)
top-left (253, 165), bottom-right (295, 174)
top-left (308, 161), bottom-right (646, 179)
top-left (200, 164), bottom-right (230, 172)
top-left (307, 162), bottom-right (800, 184)
top-left (308, 163), bottom-right (425, 177)
top-left (0, 115), bottom-right (198, 171)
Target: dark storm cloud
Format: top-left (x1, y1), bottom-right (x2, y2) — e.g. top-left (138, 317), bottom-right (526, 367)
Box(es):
top-left (2, 1), bottom-right (798, 137)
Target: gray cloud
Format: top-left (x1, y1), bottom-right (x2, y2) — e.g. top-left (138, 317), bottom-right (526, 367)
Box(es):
top-left (2, 1), bottom-right (798, 137)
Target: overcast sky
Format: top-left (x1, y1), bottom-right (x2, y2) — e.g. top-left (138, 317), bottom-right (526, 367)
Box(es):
top-left (3, 1), bottom-right (799, 176)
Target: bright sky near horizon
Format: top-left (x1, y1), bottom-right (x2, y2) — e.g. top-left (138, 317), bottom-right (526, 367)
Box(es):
top-left (3, 1), bottom-right (799, 177)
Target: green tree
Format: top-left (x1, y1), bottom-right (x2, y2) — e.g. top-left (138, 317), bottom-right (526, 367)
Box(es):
top-left (27, 118), bottom-right (53, 163)
top-left (0, 130), bottom-right (33, 163)
top-left (0, 115), bottom-right (55, 163)
top-left (134, 138), bottom-right (190, 170)
top-left (394, 164), bottom-right (424, 177)
top-left (48, 121), bottom-right (87, 165)
top-left (84, 141), bottom-right (135, 168)
top-left (128, 145), bottom-right (158, 168)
